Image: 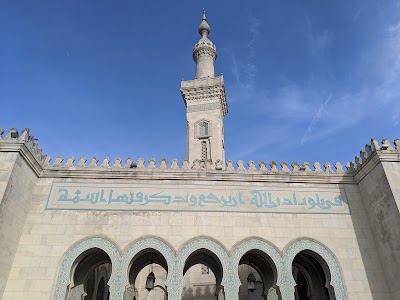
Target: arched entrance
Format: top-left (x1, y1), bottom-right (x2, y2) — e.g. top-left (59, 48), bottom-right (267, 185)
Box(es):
top-left (182, 249), bottom-right (224, 300)
top-left (68, 248), bottom-right (112, 300)
top-left (282, 239), bottom-right (347, 300)
top-left (127, 249), bottom-right (169, 300)
top-left (292, 250), bottom-right (335, 300)
top-left (238, 250), bottom-right (280, 300)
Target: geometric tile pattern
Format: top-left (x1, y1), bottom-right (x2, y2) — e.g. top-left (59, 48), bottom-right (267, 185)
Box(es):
top-left (53, 236), bottom-right (348, 300)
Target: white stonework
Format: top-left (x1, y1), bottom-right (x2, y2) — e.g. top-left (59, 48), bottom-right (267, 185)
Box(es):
top-left (181, 12), bottom-right (228, 166)
top-left (0, 11), bottom-right (400, 300)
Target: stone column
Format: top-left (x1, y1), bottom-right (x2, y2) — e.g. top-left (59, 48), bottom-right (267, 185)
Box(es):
top-left (69, 284), bottom-right (86, 300)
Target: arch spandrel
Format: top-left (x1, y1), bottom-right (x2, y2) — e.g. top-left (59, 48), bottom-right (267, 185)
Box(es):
top-left (281, 238), bottom-right (348, 300)
top-left (53, 236), bottom-right (122, 300)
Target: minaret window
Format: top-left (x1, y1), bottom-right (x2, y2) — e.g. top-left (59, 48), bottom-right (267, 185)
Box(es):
top-left (201, 141), bottom-right (207, 160)
top-left (199, 122), bottom-right (209, 136)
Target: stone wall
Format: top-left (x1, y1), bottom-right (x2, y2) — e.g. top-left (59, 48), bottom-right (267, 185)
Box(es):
top-left (0, 150), bottom-right (38, 298)
top-left (1, 176), bottom-right (390, 299)
top-left (1, 129), bottom-right (399, 300)
top-left (357, 157), bottom-right (400, 299)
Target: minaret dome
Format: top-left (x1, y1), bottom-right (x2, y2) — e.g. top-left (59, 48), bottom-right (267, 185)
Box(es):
top-left (198, 9), bottom-right (211, 36)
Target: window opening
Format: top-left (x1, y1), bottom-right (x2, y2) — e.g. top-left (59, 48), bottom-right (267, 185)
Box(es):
top-left (201, 264), bottom-right (210, 274)
top-left (201, 141), bottom-right (207, 160)
top-left (199, 122), bottom-right (209, 136)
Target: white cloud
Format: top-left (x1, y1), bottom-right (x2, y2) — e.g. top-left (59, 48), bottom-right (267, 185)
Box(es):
top-left (225, 13), bottom-right (400, 157)
top-left (300, 91), bottom-right (333, 145)
top-left (304, 17), bottom-right (333, 57)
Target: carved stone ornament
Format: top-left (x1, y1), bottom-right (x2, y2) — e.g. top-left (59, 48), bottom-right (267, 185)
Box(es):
top-left (53, 237), bottom-right (348, 300)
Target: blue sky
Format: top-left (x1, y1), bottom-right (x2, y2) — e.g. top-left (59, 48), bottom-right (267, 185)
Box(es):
top-left (1, 1), bottom-right (399, 168)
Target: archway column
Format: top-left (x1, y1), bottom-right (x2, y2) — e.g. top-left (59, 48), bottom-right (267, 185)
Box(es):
top-left (164, 271), bottom-right (183, 300)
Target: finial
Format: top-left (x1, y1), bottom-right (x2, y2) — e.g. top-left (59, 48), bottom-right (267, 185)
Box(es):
top-left (198, 9), bottom-right (211, 36)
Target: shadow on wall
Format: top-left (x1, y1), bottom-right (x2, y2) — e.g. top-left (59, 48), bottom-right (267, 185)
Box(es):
top-left (349, 173), bottom-right (394, 299)
top-left (346, 139), bottom-right (400, 299)
top-left (182, 286), bottom-right (216, 300)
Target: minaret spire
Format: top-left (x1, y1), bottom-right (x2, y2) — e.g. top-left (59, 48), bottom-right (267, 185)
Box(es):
top-left (180, 10), bottom-right (228, 168)
top-left (193, 9), bottom-right (216, 78)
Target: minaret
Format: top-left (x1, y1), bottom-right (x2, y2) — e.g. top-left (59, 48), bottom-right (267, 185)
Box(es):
top-left (181, 10), bottom-right (228, 168)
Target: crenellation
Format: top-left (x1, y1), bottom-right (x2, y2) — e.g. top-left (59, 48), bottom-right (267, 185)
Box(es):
top-left (371, 138), bottom-right (380, 151)
top-left (148, 158), bottom-right (157, 169)
top-left (89, 157), bottom-right (98, 168)
top-left (314, 162), bottom-right (323, 174)
top-left (346, 138), bottom-right (400, 175)
top-left (394, 139), bottom-right (400, 150)
top-left (291, 161), bottom-right (300, 173)
top-left (334, 162), bottom-right (344, 173)
top-left (281, 161), bottom-right (290, 173)
top-left (206, 159), bottom-right (213, 170)
top-left (113, 157), bottom-right (122, 168)
top-left (301, 162), bottom-right (312, 173)
top-left (0, 128), bottom-right (4, 139)
top-left (226, 160), bottom-right (234, 171)
top-left (66, 156), bottom-right (75, 167)
top-left (77, 156), bottom-right (87, 167)
top-left (31, 142), bottom-right (39, 154)
top-left (35, 148), bottom-right (43, 162)
top-left (248, 160), bottom-right (257, 172)
top-left (101, 157), bottom-right (110, 168)
top-left (137, 158), bottom-right (145, 169)
top-left (365, 144), bottom-right (373, 156)
top-left (26, 135), bottom-right (35, 150)
top-left (0, 127), bottom-right (395, 177)
top-left (270, 161), bottom-right (279, 173)
top-left (237, 160), bottom-right (246, 171)
top-left (19, 128), bottom-right (30, 141)
top-left (43, 155), bottom-right (51, 167)
top-left (381, 138), bottom-right (394, 150)
top-left (346, 162), bottom-right (356, 174)
top-left (355, 156), bottom-right (362, 169)
top-left (360, 151), bottom-right (367, 164)
top-left (182, 159), bottom-right (190, 170)
top-left (324, 162), bottom-right (333, 174)
top-left (160, 158), bottom-right (168, 170)
top-left (259, 160), bottom-right (268, 172)
top-left (5, 128), bottom-right (18, 140)
top-left (53, 156), bottom-right (63, 168)
top-left (171, 158), bottom-right (179, 169)
top-left (124, 157), bottom-right (133, 168)
top-left (192, 159), bottom-right (201, 170)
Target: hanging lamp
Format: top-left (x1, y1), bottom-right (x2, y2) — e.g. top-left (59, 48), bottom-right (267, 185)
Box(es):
top-left (247, 272), bottom-right (256, 292)
top-left (247, 253), bottom-right (256, 292)
top-left (145, 253), bottom-right (155, 291)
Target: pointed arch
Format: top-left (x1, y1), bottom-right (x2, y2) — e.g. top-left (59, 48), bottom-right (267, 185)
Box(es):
top-left (281, 238), bottom-right (348, 300)
top-left (52, 236), bottom-right (121, 300)
top-left (121, 236), bottom-right (176, 288)
top-left (231, 237), bottom-right (283, 296)
top-left (174, 237), bottom-right (229, 298)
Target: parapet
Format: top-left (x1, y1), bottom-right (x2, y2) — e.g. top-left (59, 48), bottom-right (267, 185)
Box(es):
top-left (1, 128), bottom-right (399, 181)
top-left (346, 138), bottom-right (400, 176)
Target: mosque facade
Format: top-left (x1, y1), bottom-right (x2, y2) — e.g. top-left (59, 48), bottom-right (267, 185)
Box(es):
top-left (0, 11), bottom-right (400, 300)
